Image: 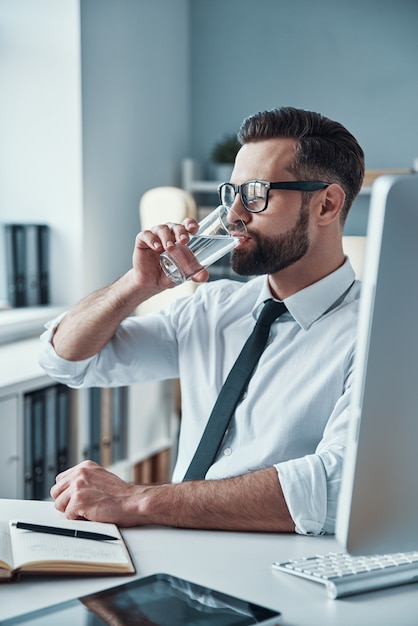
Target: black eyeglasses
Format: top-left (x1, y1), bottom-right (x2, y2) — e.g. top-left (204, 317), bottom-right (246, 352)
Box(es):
top-left (218, 180), bottom-right (330, 213)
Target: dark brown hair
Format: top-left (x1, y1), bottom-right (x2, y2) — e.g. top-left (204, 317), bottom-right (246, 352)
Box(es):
top-left (238, 107), bottom-right (365, 223)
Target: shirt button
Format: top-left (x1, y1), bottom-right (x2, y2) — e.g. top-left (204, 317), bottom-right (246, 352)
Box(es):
top-left (224, 447), bottom-right (232, 456)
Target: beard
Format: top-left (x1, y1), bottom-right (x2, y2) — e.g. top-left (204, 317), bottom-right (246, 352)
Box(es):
top-left (231, 198), bottom-right (310, 276)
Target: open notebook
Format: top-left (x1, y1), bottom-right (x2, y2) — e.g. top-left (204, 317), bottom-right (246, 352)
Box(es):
top-left (0, 518), bottom-right (135, 581)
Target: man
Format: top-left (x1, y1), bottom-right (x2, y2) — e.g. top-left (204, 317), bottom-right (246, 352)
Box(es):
top-left (40, 106), bottom-right (365, 535)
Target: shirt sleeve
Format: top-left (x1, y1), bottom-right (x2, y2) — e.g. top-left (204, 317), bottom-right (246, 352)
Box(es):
top-left (39, 314), bottom-right (93, 387)
top-left (38, 279), bottom-right (243, 389)
top-left (275, 368), bottom-right (354, 536)
top-left (39, 309), bottom-right (181, 388)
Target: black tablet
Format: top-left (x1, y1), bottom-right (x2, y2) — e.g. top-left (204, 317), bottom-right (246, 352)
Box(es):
top-left (3, 573), bottom-right (281, 625)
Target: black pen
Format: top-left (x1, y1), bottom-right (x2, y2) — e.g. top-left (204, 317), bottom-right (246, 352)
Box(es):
top-left (13, 522), bottom-right (119, 541)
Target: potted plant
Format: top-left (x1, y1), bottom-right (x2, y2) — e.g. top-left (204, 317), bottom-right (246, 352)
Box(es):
top-left (210, 133), bottom-right (240, 181)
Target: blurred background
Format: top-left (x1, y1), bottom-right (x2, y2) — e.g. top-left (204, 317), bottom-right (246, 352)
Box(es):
top-left (1, 0), bottom-right (417, 306)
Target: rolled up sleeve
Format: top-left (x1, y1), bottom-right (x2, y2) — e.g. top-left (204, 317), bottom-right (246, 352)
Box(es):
top-left (275, 448), bottom-right (344, 535)
top-left (39, 310), bottom-right (181, 388)
top-left (275, 376), bottom-right (353, 536)
top-left (39, 315), bottom-right (97, 387)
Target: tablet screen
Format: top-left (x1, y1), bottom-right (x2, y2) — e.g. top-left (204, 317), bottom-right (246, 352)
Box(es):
top-left (3, 573), bottom-right (281, 625)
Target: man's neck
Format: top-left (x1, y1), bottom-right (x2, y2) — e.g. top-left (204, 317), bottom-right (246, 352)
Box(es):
top-left (267, 251), bottom-right (346, 301)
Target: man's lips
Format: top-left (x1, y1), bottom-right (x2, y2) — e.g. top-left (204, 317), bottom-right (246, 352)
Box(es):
top-left (232, 234), bottom-right (250, 249)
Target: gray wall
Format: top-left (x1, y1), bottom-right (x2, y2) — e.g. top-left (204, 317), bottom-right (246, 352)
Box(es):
top-left (79, 0), bottom-right (191, 293)
top-left (190, 0), bottom-right (418, 167)
top-left (189, 0), bottom-right (418, 234)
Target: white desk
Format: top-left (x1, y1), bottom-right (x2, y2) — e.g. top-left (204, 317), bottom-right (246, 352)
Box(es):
top-left (1, 499), bottom-right (418, 625)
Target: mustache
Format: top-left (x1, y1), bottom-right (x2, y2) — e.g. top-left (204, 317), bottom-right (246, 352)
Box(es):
top-left (241, 228), bottom-right (264, 245)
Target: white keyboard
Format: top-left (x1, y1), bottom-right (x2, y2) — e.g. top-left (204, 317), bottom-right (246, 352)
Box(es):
top-left (273, 551), bottom-right (418, 599)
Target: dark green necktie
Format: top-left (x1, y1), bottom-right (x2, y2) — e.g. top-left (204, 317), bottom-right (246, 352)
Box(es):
top-left (183, 299), bottom-right (287, 481)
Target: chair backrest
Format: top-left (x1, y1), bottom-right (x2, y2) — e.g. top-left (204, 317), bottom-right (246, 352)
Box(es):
top-left (342, 235), bottom-right (367, 279)
top-left (139, 186), bottom-right (197, 229)
top-left (137, 186), bottom-right (198, 314)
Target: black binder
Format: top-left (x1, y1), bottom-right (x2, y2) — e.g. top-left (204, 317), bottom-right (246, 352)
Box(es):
top-left (44, 386), bottom-right (58, 497)
top-left (88, 388), bottom-right (102, 464)
top-left (3, 223), bottom-right (50, 307)
top-left (38, 224), bottom-right (50, 305)
top-left (112, 387), bottom-right (127, 464)
top-left (31, 390), bottom-right (45, 501)
top-left (56, 384), bottom-right (70, 474)
top-left (23, 395), bottom-right (34, 500)
top-left (5, 224), bottom-right (26, 307)
top-left (25, 224), bottom-right (40, 306)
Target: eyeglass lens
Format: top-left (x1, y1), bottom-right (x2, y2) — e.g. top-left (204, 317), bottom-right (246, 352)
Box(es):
top-left (221, 182), bottom-right (268, 213)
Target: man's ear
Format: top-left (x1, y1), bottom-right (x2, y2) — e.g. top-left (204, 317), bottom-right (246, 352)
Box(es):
top-left (317, 184), bottom-right (346, 225)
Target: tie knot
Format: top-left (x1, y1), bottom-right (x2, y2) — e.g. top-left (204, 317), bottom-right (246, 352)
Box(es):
top-left (256, 299), bottom-right (287, 327)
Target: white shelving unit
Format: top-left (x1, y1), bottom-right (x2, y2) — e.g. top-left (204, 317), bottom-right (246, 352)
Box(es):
top-left (0, 333), bottom-right (61, 499)
top-left (0, 307), bottom-right (179, 498)
top-left (181, 158), bottom-right (410, 200)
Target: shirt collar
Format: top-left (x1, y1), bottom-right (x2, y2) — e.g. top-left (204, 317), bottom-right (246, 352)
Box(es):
top-left (253, 258), bottom-right (356, 330)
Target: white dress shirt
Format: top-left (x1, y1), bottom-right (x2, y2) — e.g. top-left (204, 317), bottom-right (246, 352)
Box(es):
top-left (40, 259), bottom-right (360, 536)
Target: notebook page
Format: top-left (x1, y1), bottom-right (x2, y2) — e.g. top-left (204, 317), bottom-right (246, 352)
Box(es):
top-left (9, 520), bottom-right (130, 569)
top-left (0, 522), bottom-right (13, 570)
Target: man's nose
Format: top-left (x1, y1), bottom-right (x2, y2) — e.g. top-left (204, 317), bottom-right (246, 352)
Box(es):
top-left (228, 193), bottom-right (249, 225)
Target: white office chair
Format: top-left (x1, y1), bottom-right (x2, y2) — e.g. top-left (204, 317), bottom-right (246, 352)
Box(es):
top-left (140, 185), bottom-right (197, 226)
top-left (342, 235), bottom-right (367, 279)
top-left (137, 186), bottom-right (198, 314)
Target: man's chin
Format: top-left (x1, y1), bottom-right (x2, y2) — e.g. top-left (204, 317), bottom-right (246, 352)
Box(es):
top-left (231, 255), bottom-right (264, 277)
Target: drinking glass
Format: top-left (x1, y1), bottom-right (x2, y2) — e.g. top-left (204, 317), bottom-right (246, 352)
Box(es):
top-left (160, 205), bottom-right (246, 285)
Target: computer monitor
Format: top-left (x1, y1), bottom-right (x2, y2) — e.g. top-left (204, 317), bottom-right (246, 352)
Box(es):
top-left (336, 173), bottom-right (418, 556)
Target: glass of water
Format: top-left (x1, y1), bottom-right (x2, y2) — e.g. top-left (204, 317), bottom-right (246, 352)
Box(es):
top-left (160, 205), bottom-right (247, 285)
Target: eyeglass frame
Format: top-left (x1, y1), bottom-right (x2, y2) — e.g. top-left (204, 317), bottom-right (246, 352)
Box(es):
top-left (218, 180), bottom-right (331, 214)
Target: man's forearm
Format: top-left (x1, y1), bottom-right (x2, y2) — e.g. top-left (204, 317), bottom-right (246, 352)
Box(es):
top-left (52, 461), bottom-right (295, 532)
top-left (138, 467), bottom-right (295, 532)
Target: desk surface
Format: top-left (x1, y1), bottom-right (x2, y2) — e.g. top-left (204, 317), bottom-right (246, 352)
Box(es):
top-left (1, 499), bottom-right (418, 625)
